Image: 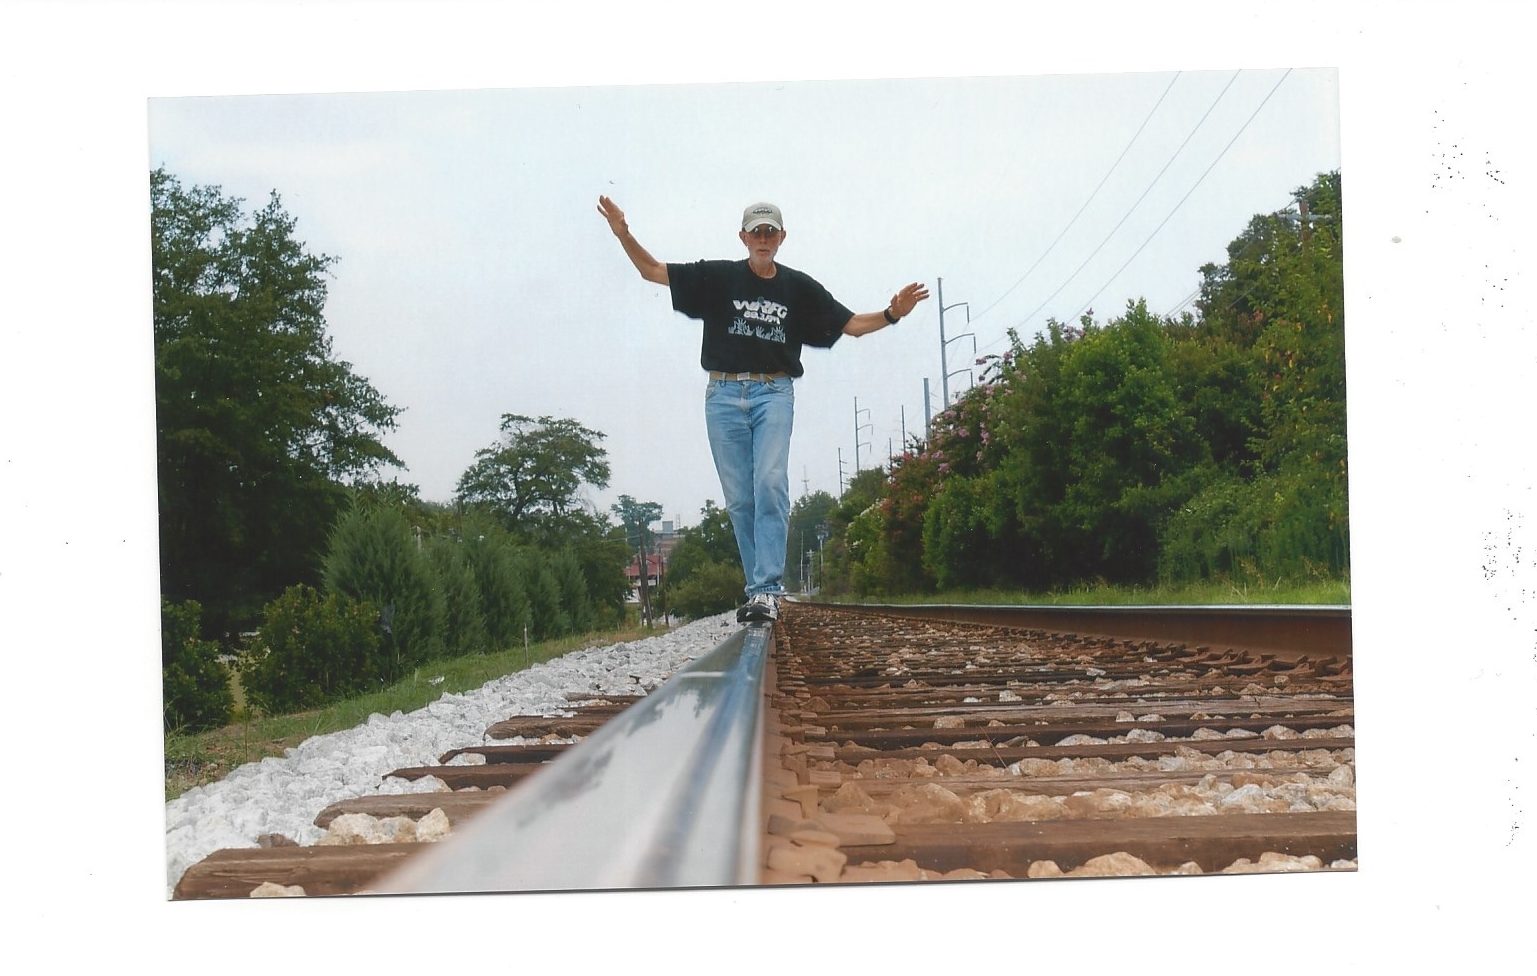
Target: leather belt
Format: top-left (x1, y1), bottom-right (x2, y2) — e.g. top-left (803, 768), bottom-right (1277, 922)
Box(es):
top-left (708, 371), bottom-right (788, 381)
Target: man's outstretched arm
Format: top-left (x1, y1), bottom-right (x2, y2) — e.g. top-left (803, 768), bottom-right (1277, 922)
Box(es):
top-left (597, 195), bottom-right (669, 285)
top-left (843, 281), bottom-right (931, 337)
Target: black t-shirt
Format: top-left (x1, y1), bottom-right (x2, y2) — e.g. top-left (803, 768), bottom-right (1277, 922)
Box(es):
top-left (667, 259), bottom-right (852, 377)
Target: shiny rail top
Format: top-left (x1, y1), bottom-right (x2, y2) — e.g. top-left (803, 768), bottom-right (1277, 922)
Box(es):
top-left (808, 602), bottom-right (1352, 658)
top-left (375, 623), bottom-right (772, 894)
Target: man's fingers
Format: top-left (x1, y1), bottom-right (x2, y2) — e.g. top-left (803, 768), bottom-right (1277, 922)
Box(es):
top-left (890, 282), bottom-right (931, 314)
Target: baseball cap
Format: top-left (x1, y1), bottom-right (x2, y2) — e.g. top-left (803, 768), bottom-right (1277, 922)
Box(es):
top-left (741, 202), bottom-right (783, 232)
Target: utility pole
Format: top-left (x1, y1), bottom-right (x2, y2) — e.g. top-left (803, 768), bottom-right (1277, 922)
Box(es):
top-left (923, 378), bottom-right (932, 430)
top-left (854, 396), bottom-right (872, 471)
top-left (837, 448), bottom-right (846, 497)
top-left (937, 277), bottom-right (975, 408)
top-left (937, 278), bottom-right (950, 408)
top-left (636, 537), bottom-right (651, 628)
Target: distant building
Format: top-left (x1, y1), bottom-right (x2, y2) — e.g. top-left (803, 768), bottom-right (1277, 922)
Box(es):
top-left (624, 551), bottom-right (665, 604)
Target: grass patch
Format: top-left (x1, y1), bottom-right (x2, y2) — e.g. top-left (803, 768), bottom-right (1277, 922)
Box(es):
top-left (815, 576), bottom-right (1350, 608)
top-left (164, 621), bottom-right (665, 802)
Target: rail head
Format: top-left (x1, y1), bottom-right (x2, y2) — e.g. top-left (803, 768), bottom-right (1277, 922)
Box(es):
top-left (800, 601), bottom-right (1352, 659)
top-left (373, 623), bottom-right (773, 895)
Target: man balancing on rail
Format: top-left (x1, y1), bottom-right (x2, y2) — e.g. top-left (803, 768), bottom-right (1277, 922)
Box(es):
top-left (597, 196), bottom-right (929, 624)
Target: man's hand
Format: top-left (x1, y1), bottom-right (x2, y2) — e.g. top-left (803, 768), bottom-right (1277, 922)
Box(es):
top-left (888, 282), bottom-right (932, 319)
top-left (597, 195), bottom-right (628, 237)
top-left (598, 195), bottom-right (668, 285)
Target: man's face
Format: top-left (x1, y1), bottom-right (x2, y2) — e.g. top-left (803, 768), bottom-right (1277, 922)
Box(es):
top-left (740, 224), bottom-right (785, 262)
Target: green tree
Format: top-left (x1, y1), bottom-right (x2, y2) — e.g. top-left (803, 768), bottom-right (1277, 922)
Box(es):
top-left (463, 525), bottom-right (531, 652)
top-left (819, 467), bottom-right (891, 595)
top-left (455, 415), bottom-right (611, 536)
top-left (551, 548), bottom-right (597, 633)
top-left (321, 504), bottom-right (445, 677)
top-left (564, 513), bottom-right (632, 626)
top-left (151, 168), bottom-right (401, 637)
top-left (425, 538), bottom-right (490, 656)
top-left (517, 548), bottom-right (567, 639)
top-left (611, 494), bottom-right (663, 552)
top-left (786, 491), bottom-right (837, 592)
top-left (1050, 303), bottom-right (1203, 580)
top-left (611, 494), bottom-right (663, 622)
top-left (662, 501), bottom-right (743, 605)
top-left (1165, 171), bottom-right (1348, 580)
top-left (666, 501), bottom-right (738, 583)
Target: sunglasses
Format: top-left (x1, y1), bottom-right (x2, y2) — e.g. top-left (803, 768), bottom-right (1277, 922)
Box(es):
top-left (746, 225), bottom-right (782, 239)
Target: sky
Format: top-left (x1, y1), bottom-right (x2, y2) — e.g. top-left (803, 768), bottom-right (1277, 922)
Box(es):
top-left (145, 68), bottom-right (1340, 528)
top-left (3, 0), bottom-right (1535, 969)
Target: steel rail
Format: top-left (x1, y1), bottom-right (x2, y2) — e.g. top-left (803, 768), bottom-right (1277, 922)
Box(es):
top-left (803, 602), bottom-right (1352, 658)
top-left (373, 622), bottom-right (773, 894)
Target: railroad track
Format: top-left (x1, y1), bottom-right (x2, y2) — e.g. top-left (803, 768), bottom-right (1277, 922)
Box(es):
top-left (172, 601), bottom-right (1354, 897)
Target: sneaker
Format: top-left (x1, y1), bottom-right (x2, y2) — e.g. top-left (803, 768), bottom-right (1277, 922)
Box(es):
top-left (740, 593), bottom-right (780, 623)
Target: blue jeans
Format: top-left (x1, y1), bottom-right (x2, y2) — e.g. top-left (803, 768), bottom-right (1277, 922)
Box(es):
top-left (704, 376), bottom-right (794, 597)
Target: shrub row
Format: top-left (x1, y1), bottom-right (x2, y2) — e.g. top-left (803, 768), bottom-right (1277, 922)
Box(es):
top-left (238, 505), bottom-right (601, 715)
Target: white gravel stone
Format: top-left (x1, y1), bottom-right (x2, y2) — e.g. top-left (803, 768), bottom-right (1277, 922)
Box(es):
top-left (164, 612), bottom-right (734, 897)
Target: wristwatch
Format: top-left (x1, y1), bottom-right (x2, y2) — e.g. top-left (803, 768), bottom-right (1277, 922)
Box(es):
top-left (882, 307), bottom-right (900, 325)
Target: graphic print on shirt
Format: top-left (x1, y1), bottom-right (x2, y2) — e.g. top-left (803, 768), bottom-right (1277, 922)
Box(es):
top-left (728, 297), bottom-right (788, 344)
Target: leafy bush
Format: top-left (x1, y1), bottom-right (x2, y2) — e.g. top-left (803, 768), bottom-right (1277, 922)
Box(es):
top-left (241, 584), bottom-right (382, 714)
top-left (161, 598), bottom-right (233, 732)
top-left (668, 560), bottom-right (745, 618)
top-left (1249, 466), bottom-right (1351, 579)
top-left (921, 470), bottom-right (1021, 591)
top-left (1159, 465), bottom-right (1348, 584)
top-left (322, 504), bottom-right (445, 678)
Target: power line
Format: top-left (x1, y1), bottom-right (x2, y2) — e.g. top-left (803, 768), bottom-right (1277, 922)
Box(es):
top-left (976, 70), bottom-right (1243, 356)
top-left (1069, 68), bottom-right (1294, 323)
top-left (1165, 286), bottom-right (1201, 318)
top-left (1174, 196), bottom-right (1311, 320)
top-left (968, 71), bottom-right (1182, 328)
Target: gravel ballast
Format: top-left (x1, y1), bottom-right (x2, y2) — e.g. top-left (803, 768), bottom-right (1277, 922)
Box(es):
top-left (164, 613), bottom-right (736, 896)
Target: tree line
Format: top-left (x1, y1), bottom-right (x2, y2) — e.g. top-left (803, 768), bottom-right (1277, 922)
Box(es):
top-left (818, 171), bottom-right (1347, 597)
top-left (154, 169), bottom-right (644, 731)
